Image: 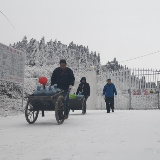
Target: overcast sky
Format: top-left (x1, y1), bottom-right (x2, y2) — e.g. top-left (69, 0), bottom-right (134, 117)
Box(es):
top-left (0, 0), bottom-right (160, 69)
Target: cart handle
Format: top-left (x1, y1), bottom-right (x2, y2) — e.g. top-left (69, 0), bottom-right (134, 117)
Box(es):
top-left (63, 88), bottom-right (71, 100)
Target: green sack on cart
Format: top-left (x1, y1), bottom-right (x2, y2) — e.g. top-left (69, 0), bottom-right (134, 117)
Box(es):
top-left (69, 94), bottom-right (76, 99)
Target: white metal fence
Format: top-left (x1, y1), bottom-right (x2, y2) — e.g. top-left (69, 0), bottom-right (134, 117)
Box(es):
top-left (1, 66), bottom-right (160, 115)
top-left (98, 68), bottom-right (160, 110)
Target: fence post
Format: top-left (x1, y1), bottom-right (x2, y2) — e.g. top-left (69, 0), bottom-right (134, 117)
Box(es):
top-left (22, 50), bottom-right (26, 108)
top-left (158, 91), bottom-right (160, 109)
top-left (129, 69), bottom-right (132, 109)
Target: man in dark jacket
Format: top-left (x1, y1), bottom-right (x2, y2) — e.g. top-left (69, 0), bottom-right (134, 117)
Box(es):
top-left (76, 77), bottom-right (90, 100)
top-left (51, 59), bottom-right (75, 119)
top-left (103, 79), bottom-right (117, 113)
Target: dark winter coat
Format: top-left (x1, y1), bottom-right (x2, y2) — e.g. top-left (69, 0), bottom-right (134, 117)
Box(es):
top-left (103, 83), bottom-right (117, 97)
top-left (51, 67), bottom-right (75, 90)
top-left (76, 82), bottom-right (90, 99)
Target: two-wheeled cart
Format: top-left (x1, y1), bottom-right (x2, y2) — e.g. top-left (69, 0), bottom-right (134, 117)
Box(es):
top-left (25, 91), bottom-right (66, 125)
top-left (69, 96), bottom-right (86, 114)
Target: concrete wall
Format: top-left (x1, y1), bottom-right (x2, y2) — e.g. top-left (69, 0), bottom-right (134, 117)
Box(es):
top-left (97, 96), bottom-right (106, 110)
top-left (85, 67), bottom-right (97, 110)
top-left (72, 66), bottom-right (98, 110)
top-left (71, 67), bottom-right (99, 110)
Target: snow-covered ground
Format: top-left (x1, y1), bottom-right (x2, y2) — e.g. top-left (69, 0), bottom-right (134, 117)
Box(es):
top-left (0, 110), bottom-right (160, 160)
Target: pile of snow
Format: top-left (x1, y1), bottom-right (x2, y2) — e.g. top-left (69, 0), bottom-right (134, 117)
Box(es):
top-left (0, 97), bottom-right (26, 117)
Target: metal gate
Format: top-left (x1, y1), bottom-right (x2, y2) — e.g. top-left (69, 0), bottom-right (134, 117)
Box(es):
top-left (104, 69), bottom-right (131, 110)
top-left (100, 68), bottom-right (160, 110)
top-left (130, 69), bottom-right (160, 109)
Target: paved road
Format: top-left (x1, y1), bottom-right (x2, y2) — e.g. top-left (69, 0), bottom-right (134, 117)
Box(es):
top-left (0, 110), bottom-right (160, 160)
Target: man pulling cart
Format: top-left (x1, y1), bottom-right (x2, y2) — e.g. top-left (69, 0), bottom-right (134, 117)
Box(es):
top-left (51, 59), bottom-right (75, 119)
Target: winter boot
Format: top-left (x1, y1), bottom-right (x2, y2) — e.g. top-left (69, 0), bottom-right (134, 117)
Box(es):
top-left (65, 115), bottom-right (69, 119)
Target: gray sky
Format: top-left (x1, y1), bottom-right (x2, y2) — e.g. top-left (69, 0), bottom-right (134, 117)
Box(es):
top-left (0, 0), bottom-right (160, 69)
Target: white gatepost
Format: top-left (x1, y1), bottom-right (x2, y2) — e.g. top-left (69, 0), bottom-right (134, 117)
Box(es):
top-left (85, 66), bottom-right (97, 110)
top-left (71, 66), bottom-right (98, 110)
top-left (129, 69), bottom-right (132, 109)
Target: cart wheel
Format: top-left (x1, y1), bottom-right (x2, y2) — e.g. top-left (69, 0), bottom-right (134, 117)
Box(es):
top-left (82, 99), bottom-right (86, 115)
top-left (55, 96), bottom-right (65, 125)
top-left (25, 101), bottom-right (39, 124)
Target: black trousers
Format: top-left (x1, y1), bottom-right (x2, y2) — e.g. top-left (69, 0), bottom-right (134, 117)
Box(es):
top-left (105, 97), bottom-right (114, 112)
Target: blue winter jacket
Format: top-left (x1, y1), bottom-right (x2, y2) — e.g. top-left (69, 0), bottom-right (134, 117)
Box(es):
top-left (103, 83), bottom-right (117, 97)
